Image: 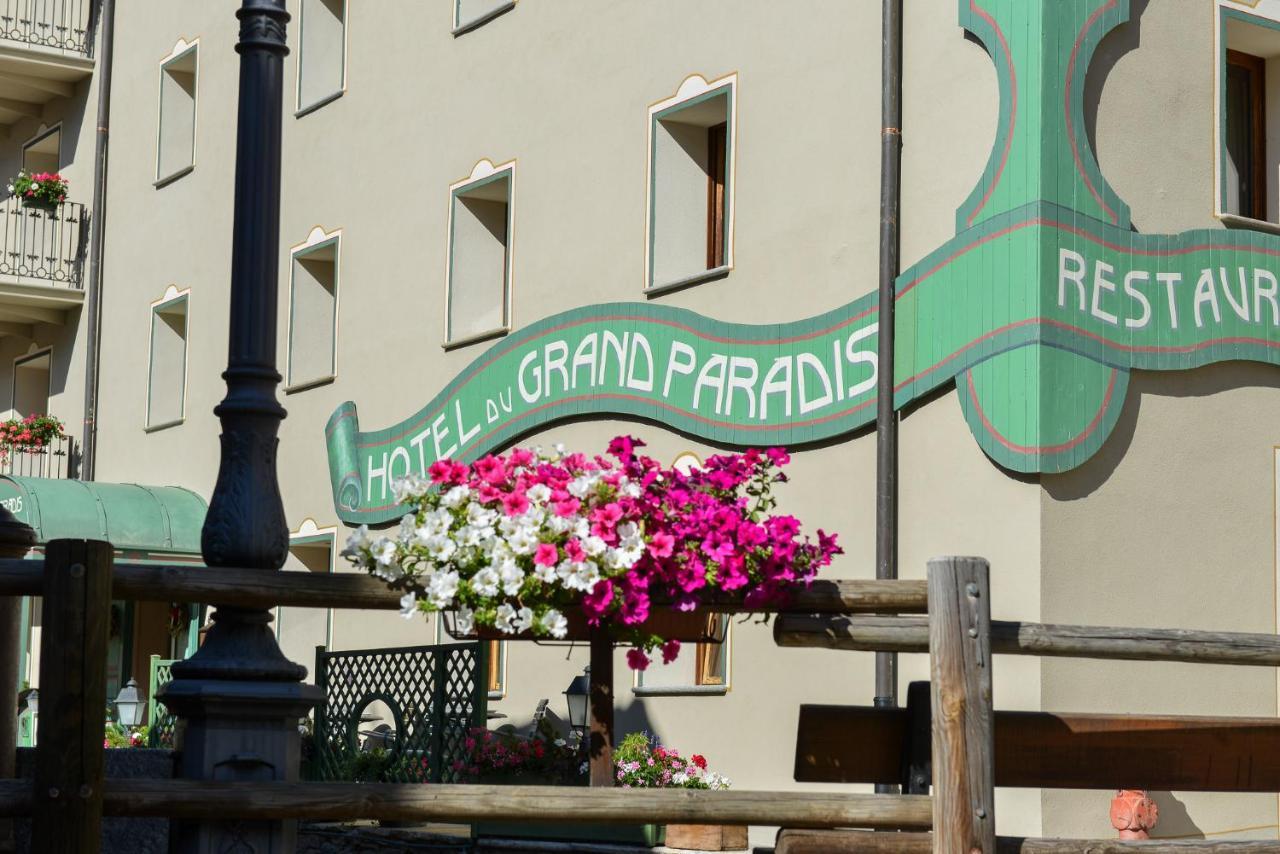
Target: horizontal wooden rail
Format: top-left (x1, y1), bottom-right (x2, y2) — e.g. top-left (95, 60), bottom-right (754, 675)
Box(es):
top-left (775, 614), bottom-right (1280, 667)
top-left (775, 830), bottom-right (1280, 853)
top-left (794, 704), bottom-right (1280, 790)
top-left (0, 559), bottom-right (928, 614)
top-left (0, 780), bottom-right (933, 829)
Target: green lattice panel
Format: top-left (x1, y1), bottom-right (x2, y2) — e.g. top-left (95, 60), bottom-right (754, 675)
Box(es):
top-left (147, 657), bottom-right (177, 749)
top-left (314, 641), bottom-right (486, 784)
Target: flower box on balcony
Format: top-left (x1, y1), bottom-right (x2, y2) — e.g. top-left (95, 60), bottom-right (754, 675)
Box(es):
top-left (442, 606), bottom-right (724, 644)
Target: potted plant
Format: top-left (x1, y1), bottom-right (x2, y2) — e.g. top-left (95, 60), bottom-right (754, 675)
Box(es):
top-left (342, 436), bottom-right (841, 671)
top-left (0, 414), bottom-right (64, 465)
top-left (466, 722), bottom-right (667, 845)
top-left (9, 170), bottom-right (68, 213)
top-left (615, 733), bottom-right (744, 851)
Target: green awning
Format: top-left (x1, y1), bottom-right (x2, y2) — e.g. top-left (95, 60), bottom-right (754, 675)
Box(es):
top-left (0, 476), bottom-right (207, 556)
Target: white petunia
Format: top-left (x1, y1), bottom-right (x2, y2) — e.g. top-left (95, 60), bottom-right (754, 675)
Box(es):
top-left (398, 513), bottom-right (417, 542)
top-left (582, 535), bottom-right (607, 557)
top-left (539, 608), bottom-right (569, 639)
top-left (616, 521), bottom-right (639, 542)
top-left (547, 514), bottom-right (574, 535)
top-left (442, 485), bottom-right (471, 508)
top-left (567, 475), bottom-right (595, 499)
top-left (494, 603), bottom-right (517, 633)
top-left (424, 535), bottom-right (457, 562)
top-left (454, 604), bottom-right (475, 635)
top-left (498, 561), bottom-right (525, 596)
top-left (391, 474), bottom-right (429, 503)
top-left (373, 538), bottom-right (398, 566)
top-left (526, 483), bottom-right (552, 505)
top-left (533, 562), bottom-right (557, 583)
top-left (427, 570), bottom-right (460, 608)
top-left (466, 502), bottom-right (497, 528)
top-left (513, 606), bottom-right (534, 633)
top-left (507, 527), bottom-right (538, 556)
top-left (341, 525), bottom-right (372, 566)
top-left (563, 560), bottom-right (600, 592)
top-left (471, 567), bottom-right (500, 597)
top-left (572, 518), bottom-right (590, 540)
top-left (399, 591), bottom-right (418, 619)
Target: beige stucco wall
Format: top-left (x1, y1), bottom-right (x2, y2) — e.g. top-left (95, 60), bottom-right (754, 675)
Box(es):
top-left (0, 0), bottom-right (1263, 844)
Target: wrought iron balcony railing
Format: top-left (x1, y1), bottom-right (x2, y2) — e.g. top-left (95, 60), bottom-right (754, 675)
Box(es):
top-left (0, 0), bottom-right (93, 55)
top-left (0, 433), bottom-right (75, 479)
top-left (0, 198), bottom-right (86, 288)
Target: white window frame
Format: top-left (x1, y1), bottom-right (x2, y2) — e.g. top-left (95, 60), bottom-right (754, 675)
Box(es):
top-left (443, 158), bottom-right (515, 349)
top-left (453, 0), bottom-right (517, 37)
top-left (285, 226), bottom-right (341, 393)
top-left (11, 347), bottom-right (52, 416)
top-left (155, 39), bottom-right (200, 187)
top-left (644, 72), bottom-right (738, 296)
top-left (278, 520), bottom-right (337, 652)
top-left (295, 0), bottom-right (348, 116)
top-left (144, 285), bottom-right (190, 432)
top-left (21, 124), bottom-right (62, 174)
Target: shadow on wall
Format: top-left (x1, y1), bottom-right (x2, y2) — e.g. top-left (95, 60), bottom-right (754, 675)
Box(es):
top-left (1042, 361), bottom-right (1280, 500)
top-left (1083, 0), bottom-right (1149, 225)
top-left (1148, 791), bottom-right (1204, 840)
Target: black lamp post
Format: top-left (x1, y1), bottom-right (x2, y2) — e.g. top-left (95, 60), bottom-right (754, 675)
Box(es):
top-left (159, 2), bottom-right (321, 851)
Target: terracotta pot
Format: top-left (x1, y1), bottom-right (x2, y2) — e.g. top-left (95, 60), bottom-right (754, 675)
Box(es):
top-left (444, 606), bottom-right (724, 644)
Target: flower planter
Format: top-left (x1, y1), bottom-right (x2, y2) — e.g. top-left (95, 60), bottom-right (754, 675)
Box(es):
top-left (20, 198), bottom-right (59, 214)
top-left (472, 820), bottom-right (665, 847)
top-left (444, 606), bottom-right (723, 644)
top-left (665, 823), bottom-right (749, 851)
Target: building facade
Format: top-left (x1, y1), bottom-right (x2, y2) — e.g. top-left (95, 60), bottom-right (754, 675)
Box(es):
top-left (4, 0), bottom-right (1280, 842)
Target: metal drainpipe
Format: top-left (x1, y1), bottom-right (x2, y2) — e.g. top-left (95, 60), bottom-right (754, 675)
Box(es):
top-left (874, 0), bottom-right (903, 794)
top-left (80, 0), bottom-right (116, 482)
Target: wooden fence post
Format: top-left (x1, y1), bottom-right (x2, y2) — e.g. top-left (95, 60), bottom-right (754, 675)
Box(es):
top-left (31, 540), bottom-right (113, 854)
top-left (588, 630), bottom-right (614, 786)
top-left (928, 556), bottom-right (995, 854)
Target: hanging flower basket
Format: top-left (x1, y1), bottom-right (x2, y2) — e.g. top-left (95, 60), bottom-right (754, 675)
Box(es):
top-left (343, 436), bottom-right (841, 670)
top-left (9, 170), bottom-right (68, 213)
top-left (441, 605), bottom-right (724, 644)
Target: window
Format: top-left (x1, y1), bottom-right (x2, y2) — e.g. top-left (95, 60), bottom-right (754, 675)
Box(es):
top-left (646, 74), bottom-right (736, 293)
top-left (445, 160), bottom-right (513, 347)
top-left (11, 348), bottom-right (50, 419)
top-left (297, 0), bottom-right (346, 114)
top-left (1220, 11), bottom-right (1280, 223)
top-left (278, 524), bottom-right (335, 666)
top-left (1225, 50), bottom-right (1265, 220)
top-left (22, 126), bottom-right (61, 175)
top-left (287, 229), bottom-right (340, 391)
top-left (454, 0), bottom-right (516, 35)
top-left (146, 289), bottom-right (188, 430)
top-left (156, 41), bottom-right (198, 185)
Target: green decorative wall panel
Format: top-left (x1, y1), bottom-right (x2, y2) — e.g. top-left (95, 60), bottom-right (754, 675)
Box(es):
top-left (326, 0), bottom-right (1280, 524)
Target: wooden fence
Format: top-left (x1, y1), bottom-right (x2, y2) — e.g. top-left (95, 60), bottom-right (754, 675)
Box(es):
top-left (1, 544), bottom-right (1278, 852)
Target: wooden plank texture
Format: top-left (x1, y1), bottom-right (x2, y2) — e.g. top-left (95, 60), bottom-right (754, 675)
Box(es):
top-left (0, 780), bottom-right (933, 828)
top-left (776, 830), bottom-right (1280, 854)
top-left (775, 614), bottom-right (1280, 667)
top-left (929, 556), bottom-right (995, 854)
top-left (31, 541), bottom-right (112, 854)
top-left (794, 705), bottom-right (1280, 791)
top-left (0, 560), bottom-right (928, 614)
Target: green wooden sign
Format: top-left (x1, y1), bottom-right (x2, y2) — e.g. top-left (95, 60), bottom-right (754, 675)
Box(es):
top-left (326, 0), bottom-right (1280, 524)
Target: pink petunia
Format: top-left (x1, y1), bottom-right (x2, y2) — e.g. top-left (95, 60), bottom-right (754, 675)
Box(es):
top-left (501, 490), bottom-right (530, 516)
top-left (625, 649), bottom-right (651, 671)
top-left (533, 543), bottom-right (559, 567)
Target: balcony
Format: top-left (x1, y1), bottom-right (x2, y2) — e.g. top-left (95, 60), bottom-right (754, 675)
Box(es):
top-left (0, 0), bottom-right (94, 129)
top-left (0, 197), bottom-right (85, 333)
top-left (0, 432), bottom-right (76, 478)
